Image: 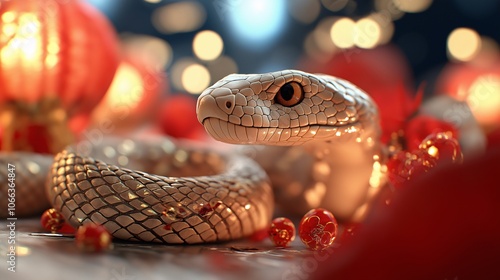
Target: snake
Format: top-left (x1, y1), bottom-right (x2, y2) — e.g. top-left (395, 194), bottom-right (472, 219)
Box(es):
top-left (0, 70), bottom-right (385, 244)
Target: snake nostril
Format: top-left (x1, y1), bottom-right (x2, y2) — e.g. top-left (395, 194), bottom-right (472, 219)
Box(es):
top-left (225, 101), bottom-right (232, 109)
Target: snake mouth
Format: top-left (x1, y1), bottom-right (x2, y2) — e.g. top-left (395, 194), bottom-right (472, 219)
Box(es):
top-left (202, 117), bottom-right (362, 145)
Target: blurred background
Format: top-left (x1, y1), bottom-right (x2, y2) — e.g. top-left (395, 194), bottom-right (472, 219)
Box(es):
top-left (87, 0), bottom-right (500, 80)
top-left (86, 0), bottom-right (500, 140)
top-left (1, 0), bottom-right (499, 150)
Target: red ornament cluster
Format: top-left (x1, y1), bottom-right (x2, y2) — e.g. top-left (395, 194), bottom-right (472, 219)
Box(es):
top-left (268, 217), bottom-right (296, 247)
top-left (388, 132), bottom-right (463, 188)
top-left (267, 209), bottom-right (338, 250)
top-left (75, 224), bottom-right (112, 253)
top-left (419, 133), bottom-right (462, 164)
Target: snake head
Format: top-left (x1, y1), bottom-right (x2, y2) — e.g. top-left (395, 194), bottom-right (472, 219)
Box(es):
top-left (196, 69), bottom-right (377, 146)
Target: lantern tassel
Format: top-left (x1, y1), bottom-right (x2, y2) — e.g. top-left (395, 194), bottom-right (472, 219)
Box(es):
top-left (0, 99), bottom-right (74, 154)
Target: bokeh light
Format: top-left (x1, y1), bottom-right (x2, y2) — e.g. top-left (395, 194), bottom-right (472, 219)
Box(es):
top-left (226, 0), bottom-right (287, 48)
top-left (375, 0), bottom-right (405, 20)
top-left (86, 0), bottom-right (119, 16)
top-left (314, 17), bottom-right (338, 54)
top-left (467, 75), bottom-right (500, 126)
top-left (121, 35), bottom-right (172, 70)
top-left (105, 63), bottom-right (144, 108)
top-left (181, 64), bottom-right (211, 94)
top-left (369, 13), bottom-right (395, 45)
top-left (329, 16), bottom-right (387, 50)
top-left (393, 0), bottom-right (433, 13)
top-left (152, 1), bottom-right (206, 34)
top-left (321, 0), bottom-right (349, 12)
top-left (355, 17), bottom-right (382, 49)
top-left (447, 28), bottom-right (481, 61)
top-left (193, 30), bottom-right (224, 61)
top-left (170, 58), bottom-right (197, 91)
top-left (206, 55), bottom-right (238, 83)
top-left (305, 17), bottom-right (338, 62)
top-left (288, 0), bottom-right (321, 24)
top-left (330, 18), bottom-right (356, 49)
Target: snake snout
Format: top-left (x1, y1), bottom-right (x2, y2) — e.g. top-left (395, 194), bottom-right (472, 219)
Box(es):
top-left (196, 87), bottom-right (235, 124)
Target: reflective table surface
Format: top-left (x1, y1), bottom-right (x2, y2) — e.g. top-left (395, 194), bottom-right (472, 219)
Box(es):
top-left (0, 219), bottom-right (330, 280)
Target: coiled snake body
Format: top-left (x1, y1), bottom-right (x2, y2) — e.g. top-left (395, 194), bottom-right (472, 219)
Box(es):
top-left (0, 70), bottom-right (384, 244)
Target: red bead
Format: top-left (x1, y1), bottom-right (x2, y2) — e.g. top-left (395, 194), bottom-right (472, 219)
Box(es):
top-left (75, 224), bottom-right (112, 253)
top-left (419, 132), bottom-right (463, 164)
top-left (40, 208), bottom-right (65, 233)
top-left (268, 217), bottom-right (296, 247)
top-left (299, 208), bottom-right (338, 250)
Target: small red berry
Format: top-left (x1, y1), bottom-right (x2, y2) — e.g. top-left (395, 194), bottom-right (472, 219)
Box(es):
top-left (299, 208), bottom-right (338, 250)
top-left (268, 217), bottom-right (296, 247)
top-left (41, 208), bottom-right (65, 233)
top-left (75, 224), bottom-right (112, 253)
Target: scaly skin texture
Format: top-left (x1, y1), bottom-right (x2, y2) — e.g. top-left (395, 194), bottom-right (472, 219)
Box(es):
top-left (45, 137), bottom-right (273, 243)
top-left (0, 153), bottom-right (52, 217)
top-left (197, 70), bottom-right (385, 220)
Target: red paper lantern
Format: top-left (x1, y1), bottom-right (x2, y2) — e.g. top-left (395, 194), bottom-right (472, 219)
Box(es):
top-left (90, 55), bottom-right (165, 132)
top-left (436, 61), bottom-right (500, 132)
top-left (0, 0), bottom-right (119, 152)
top-left (0, 0), bottom-right (119, 113)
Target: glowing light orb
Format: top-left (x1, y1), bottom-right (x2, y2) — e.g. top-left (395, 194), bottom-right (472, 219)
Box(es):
top-left (225, 0), bottom-right (287, 48)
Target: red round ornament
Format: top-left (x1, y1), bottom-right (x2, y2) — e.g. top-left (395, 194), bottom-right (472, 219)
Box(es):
top-left (0, 0), bottom-right (120, 154)
top-left (419, 132), bottom-right (463, 164)
top-left (158, 95), bottom-right (207, 141)
top-left (75, 224), bottom-right (112, 253)
top-left (268, 217), bottom-right (296, 247)
top-left (41, 208), bottom-right (65, 233)
top-left (299, 208), bottom-right (338, 250)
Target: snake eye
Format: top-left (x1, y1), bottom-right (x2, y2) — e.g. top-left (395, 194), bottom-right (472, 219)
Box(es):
top-left (274, 82), bottom-right (304, 107)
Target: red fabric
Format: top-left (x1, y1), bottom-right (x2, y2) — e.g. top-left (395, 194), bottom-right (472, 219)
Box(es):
top-left (487, 128), bottom-right (500, 149)
top-left (314, 148), bottom-right (500, 280)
